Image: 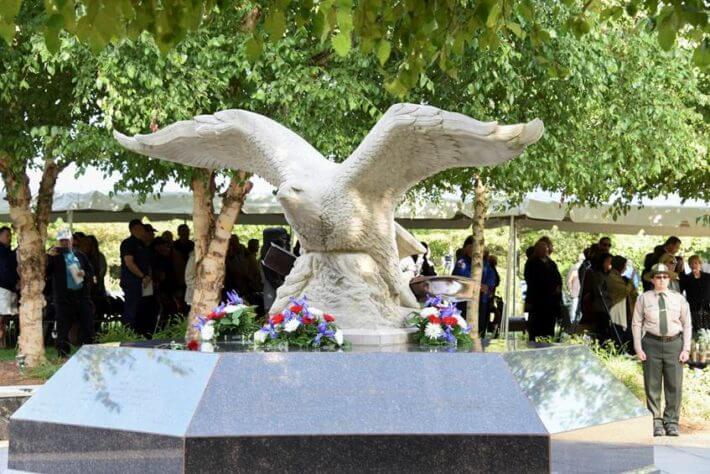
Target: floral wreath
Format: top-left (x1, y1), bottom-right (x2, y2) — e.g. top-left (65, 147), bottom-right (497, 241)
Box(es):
top-left (254, 296), bottom-right (346, 349)
top-left (407, 295), bottom-right (472, 348)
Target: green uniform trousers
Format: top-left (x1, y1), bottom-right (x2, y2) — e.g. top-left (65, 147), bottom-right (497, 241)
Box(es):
top-left (641, 334), bottom-right (684, 427)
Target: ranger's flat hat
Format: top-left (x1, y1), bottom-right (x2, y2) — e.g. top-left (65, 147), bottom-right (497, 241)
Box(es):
top-left (651, 263), bottom-right (670, 276)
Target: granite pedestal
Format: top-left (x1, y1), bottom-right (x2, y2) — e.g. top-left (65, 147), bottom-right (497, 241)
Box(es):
top-left (9, 345), bottom-right (653, 473)
top-left (0, 387), bottom-right (35, 441)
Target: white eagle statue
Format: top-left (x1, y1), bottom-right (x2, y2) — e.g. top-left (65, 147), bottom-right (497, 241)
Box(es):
top-left (114, 103), bottom-right (543, 329)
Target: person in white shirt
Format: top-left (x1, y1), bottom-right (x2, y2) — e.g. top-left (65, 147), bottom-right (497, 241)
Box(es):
top-left (632, 263), bottom-right (691, 437)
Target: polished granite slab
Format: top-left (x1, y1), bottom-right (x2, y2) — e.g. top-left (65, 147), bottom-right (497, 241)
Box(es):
top-left (187, 352), bottom-right (546, 437)
top-left (502, 346), bottom-right (649, 433)
top-left (0, 387), bottom-right (35, 441)
top-left (9, 344), bottom-right (654, 473)
top-left (503, 346), bottom-right (654, 473)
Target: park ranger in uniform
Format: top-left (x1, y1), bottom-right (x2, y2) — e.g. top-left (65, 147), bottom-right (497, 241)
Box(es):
top-left (632, 263), bottom-right (691, 437)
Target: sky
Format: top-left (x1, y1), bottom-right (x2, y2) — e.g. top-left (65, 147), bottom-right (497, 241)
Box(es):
top-left (10, 164), bottom-right (275, 196)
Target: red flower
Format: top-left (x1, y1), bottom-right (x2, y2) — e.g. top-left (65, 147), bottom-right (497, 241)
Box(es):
top-left (324, 314), bottom-right (335, 323)
top-left (187, 340), bottom-right (199, 351)
top-left (290, 304), bottom-right (303, 313)
top-left (427, 315), bottom-right (441, 324)
top-left (270, 313), bottom-right (284, 325)
top-left (207, 311), bottom-right (225, 321)
top-left (302, 316), bottom-right (315, 325)
top-left (442, 316), bottom-right (457, 327)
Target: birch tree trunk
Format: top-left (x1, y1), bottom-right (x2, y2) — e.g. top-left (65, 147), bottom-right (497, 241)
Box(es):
top-left (467, 176), bottom-right (487, 351)
top-left (0, 155), bottom-right (62, 367)
top-left (186, 170), bottom-right (252, 339)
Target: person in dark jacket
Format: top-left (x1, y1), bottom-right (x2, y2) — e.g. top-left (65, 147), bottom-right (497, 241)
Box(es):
top-left (680, 255), bottom-right (710, 333)
top-left (524, 239), bottom-right (562, 341)
top-left (120, 219), bottom-right (152, 333)
top-left (580, 252), bottom-right (613, 342)
top-left (47, 229), bottom-right (95, 357)
top-left (0, 226), bottom-right (19, 348)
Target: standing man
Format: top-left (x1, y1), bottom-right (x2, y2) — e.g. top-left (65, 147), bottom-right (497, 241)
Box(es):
top-left (632, 263), bottom-right (691, 437)
top-left (120, 219), bottom-right (151, 333)
top-left (0, 227), bottom-right (19, 348)
top-left (173, 223), bottom-right (194, 263)
top-left (47, 229), bottom-right (94, 357)
top-left (452, 237), bottom-right (495, 337)
top-left (598, 236), bottom-right (612, 254)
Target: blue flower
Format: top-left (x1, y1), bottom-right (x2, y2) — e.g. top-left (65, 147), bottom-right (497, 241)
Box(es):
top-left (192, 315), bottom-right (207, 331)
top-left (226, 290), bottom-right (243, 306)
top-left (313, 321), bottom-right (335, 346)
top-left (424, 295), bottom-right (443, 308)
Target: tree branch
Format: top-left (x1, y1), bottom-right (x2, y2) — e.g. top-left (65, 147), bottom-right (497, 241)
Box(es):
top-left (35, 157), bottom-right (61, 238)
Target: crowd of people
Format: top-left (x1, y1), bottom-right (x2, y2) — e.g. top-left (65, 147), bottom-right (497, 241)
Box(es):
top-left (0, 220), bottom-right (267, 356)
top-left (1, 222), bottom-right (709, 360)
top-left (524, 235), bottom-right (710, 346)
top-left (402, 236), bottom-right (503, 338)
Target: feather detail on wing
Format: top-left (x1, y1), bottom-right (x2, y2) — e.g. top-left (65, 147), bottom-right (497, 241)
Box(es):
top-left (341, 103), bottom-right (544, 196)
top-left (113, 109), bottom-right (331, 188)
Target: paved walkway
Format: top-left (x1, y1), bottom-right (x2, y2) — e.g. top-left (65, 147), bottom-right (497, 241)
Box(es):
top-left (2, 439), bottom-right (709, 473)
top-left (653, 426), bottom-right (710, 473)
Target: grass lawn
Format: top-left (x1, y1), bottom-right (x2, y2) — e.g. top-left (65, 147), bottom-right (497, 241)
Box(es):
top-left (0, 347), bottom-right (16, 361)
top-left (0, 346), bottom-right (64, 383)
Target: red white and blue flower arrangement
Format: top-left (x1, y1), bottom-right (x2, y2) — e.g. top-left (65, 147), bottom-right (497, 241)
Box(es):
top-left (253, 296), bottom-right (346, 349)
top-left (187, 291), bottom-right (259, 351)
top-left (407, 295), bottom-right (472, 348)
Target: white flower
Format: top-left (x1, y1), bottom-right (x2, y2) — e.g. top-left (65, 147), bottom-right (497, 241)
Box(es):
top-left (284, 318), bottom-right (300, 333)
top-left (223, 304), bottom-right (246, 313)
top-left (334, 329), bottom-right (344, 346)
top-left (309, 307), bottom-right (324, 319)
top-left (420, 307), bottom-right (439, 318)
top-left (200, 342), bottom-right (214, 353)
top-left (200, 321), bottom-right (215, 341)
top-left (454, 314), bottom-right (468, 329)
top-left (424, 323), bottom-right (443, 340)
top-left (254, 330), bottom-right (267, 344)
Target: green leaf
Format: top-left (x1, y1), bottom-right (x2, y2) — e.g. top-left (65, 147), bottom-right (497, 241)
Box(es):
top-left (657, 21), bottom-right (676, 50)
top-left (244, 36), bottom-right (262, 62)
top-left (506, 21), bottom-right (524, 39)
top-left (336, 6), bottom-right (353, 33)
top-left (264, 9), bottom-right (287, 39)
top-left (0, 20), bottom-right (13, 43)
top-left (692, 41), bottom-right (709, 68)
top-left (486, 1), bottom-right (502, 28)
top-left (376, 39), bottom-right (391, 66)
top-left (0, 0), bottom-right (20, 21)
top-left (517, 1), bottom-right (534, 23)
top-left (625, 2), bottom-right (638, 17)
top-left (331, 31), bottom-right (351, 56)
top-left (46, 13), bottom-right (65, 30)
top-left (44, 27), bottom-right (61, 52)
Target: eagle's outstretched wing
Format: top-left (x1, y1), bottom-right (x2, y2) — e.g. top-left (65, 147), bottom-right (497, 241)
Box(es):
top-left (113, 109), bottom-right (331, 188)
top-left (341, 103), bottom-right (544, 196)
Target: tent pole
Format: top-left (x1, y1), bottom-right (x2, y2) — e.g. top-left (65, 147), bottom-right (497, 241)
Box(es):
top-left (67, 210), bottom-right (74, 233)
top-left (503, 215), bottom-right (515, 347)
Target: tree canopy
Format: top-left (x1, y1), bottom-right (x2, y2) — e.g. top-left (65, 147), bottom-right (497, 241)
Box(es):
top-left (0, 1), bottom-right (707, 97)
top-left (90, 1), bottom-right (708, 212)
top-left (0, 1), bottom-right (103, 187)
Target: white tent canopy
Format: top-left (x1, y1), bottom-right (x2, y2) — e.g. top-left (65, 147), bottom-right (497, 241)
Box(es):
top-left (0, 190), bottom-right (708, 235)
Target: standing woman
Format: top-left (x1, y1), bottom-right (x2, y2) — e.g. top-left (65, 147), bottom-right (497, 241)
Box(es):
top-left (680, 255), bottom-right (710, 333)
top-left (524, 239), bottom-right (562, 341)
top-left (0, 227), bottom-right (19, 348)
top-left (581, 252), bottom-right (613, 343)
